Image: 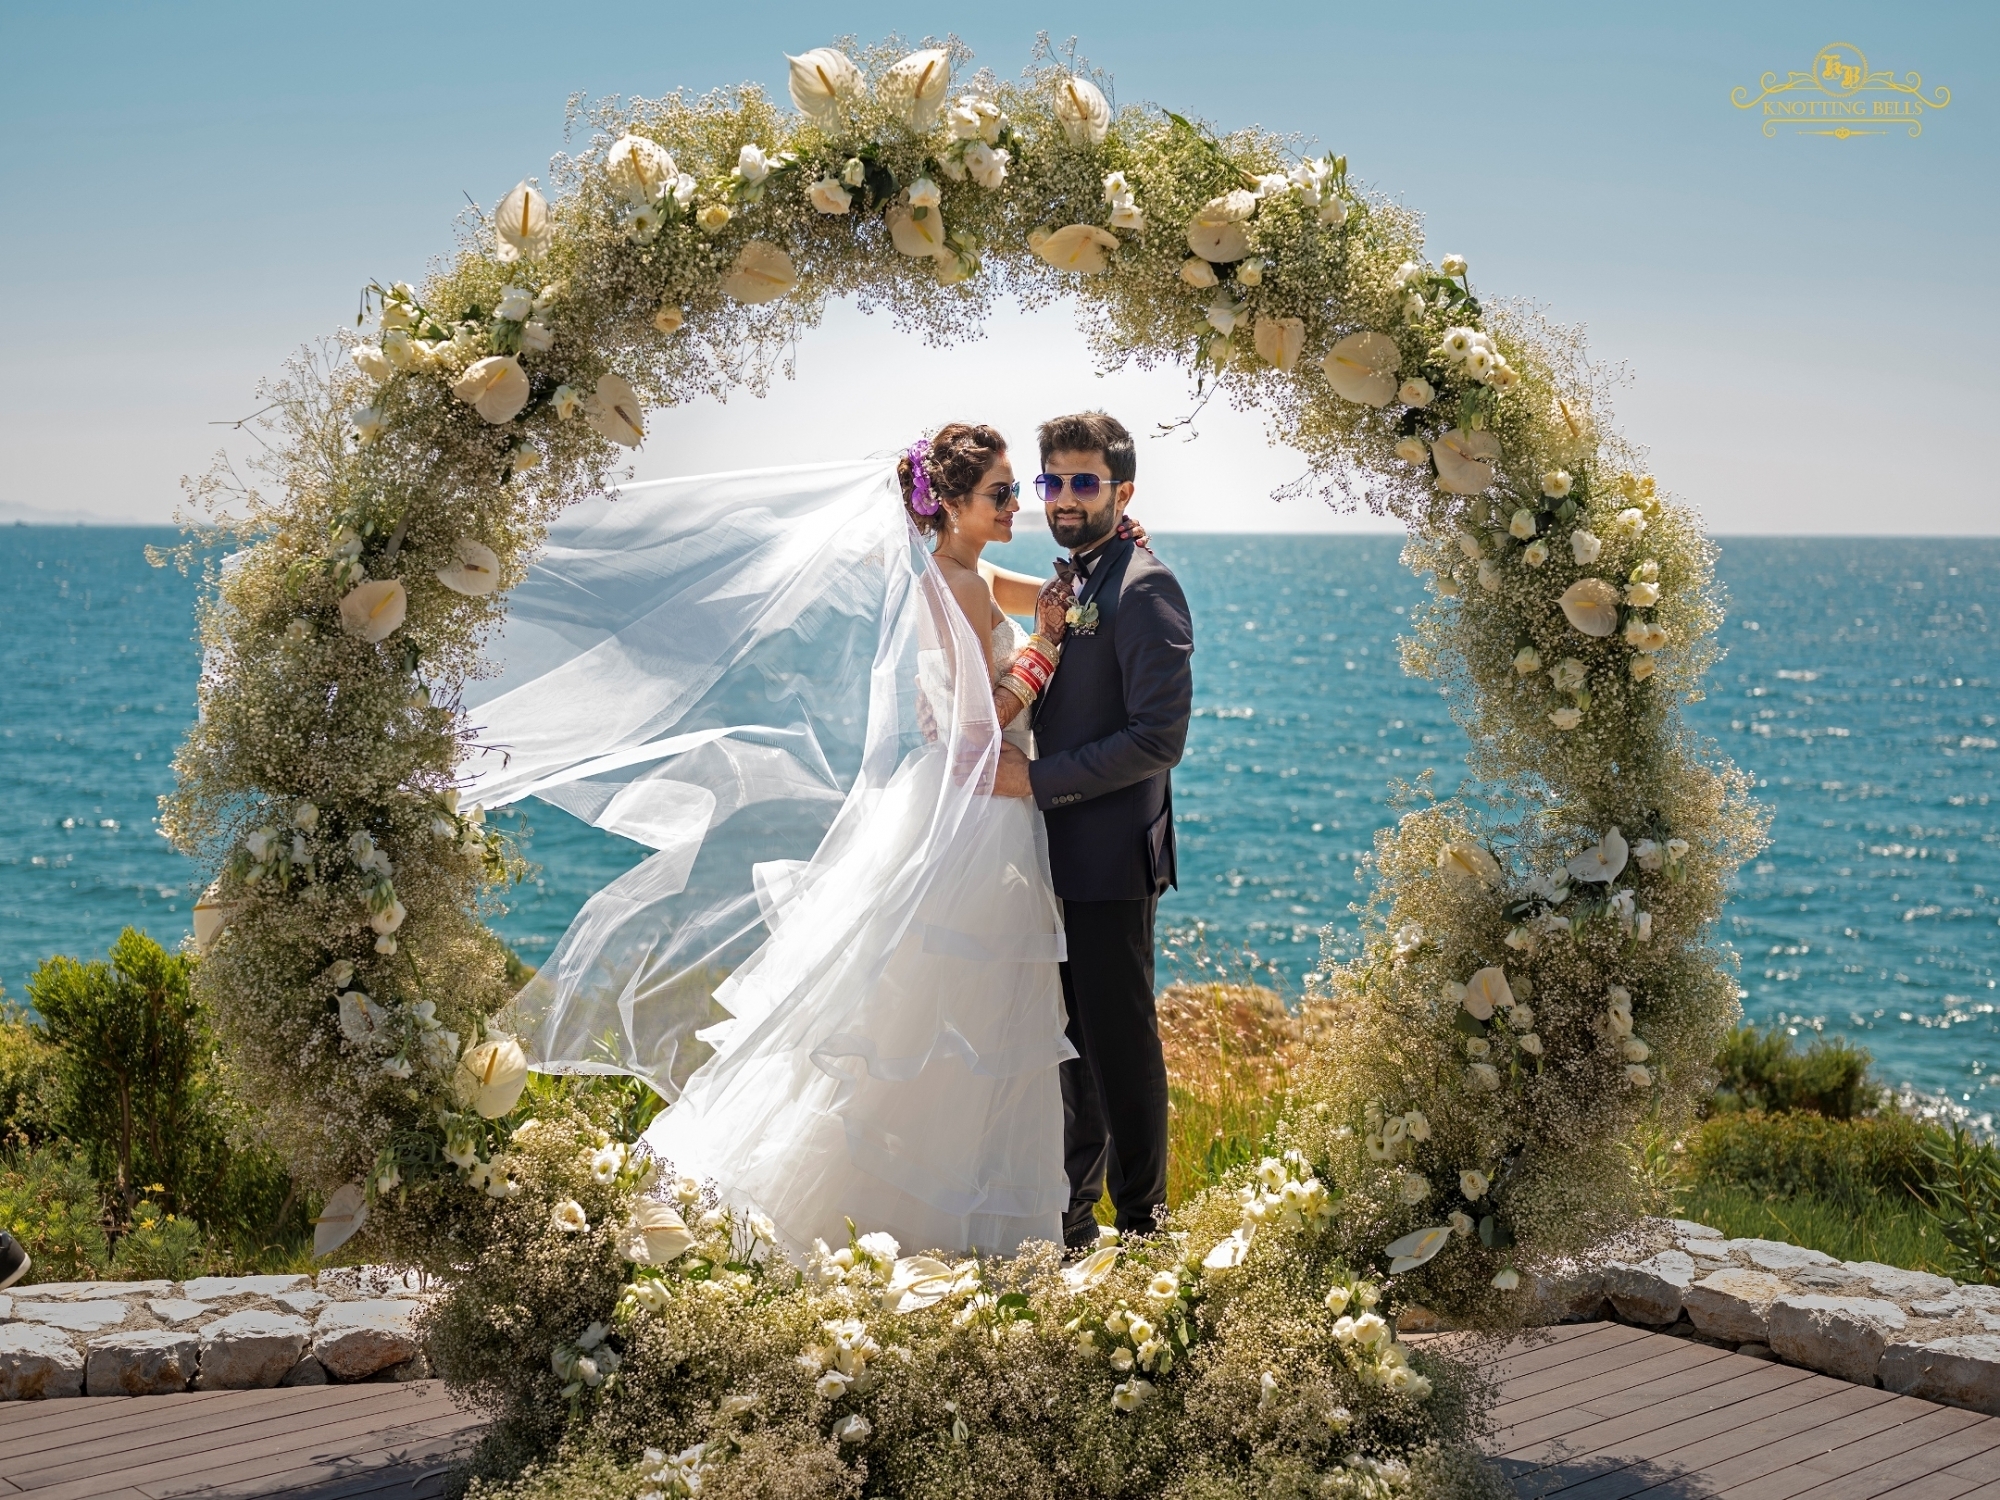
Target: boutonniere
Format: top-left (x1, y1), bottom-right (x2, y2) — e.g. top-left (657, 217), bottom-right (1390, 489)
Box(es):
top-left (1065, 599), bottom-right (1100, 636)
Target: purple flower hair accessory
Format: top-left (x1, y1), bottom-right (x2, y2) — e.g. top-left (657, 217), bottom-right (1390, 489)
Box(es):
top-left (906, 439), bottom-right (938, 516)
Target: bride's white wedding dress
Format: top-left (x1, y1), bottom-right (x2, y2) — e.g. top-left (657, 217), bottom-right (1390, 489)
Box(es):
top-left (460, 461), bottom-right (1072, 1258)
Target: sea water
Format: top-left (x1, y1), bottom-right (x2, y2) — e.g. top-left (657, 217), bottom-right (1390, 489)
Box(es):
top-left (3, 527), bottom-right (1994, 1110)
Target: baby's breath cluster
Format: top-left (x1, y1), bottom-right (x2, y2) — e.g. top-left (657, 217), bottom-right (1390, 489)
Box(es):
top-left (168, 31), bottom-right (1754, 1499)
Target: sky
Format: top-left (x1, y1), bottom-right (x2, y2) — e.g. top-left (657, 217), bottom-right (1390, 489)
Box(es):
top-left (1, 1), bottom-right (1993, 536)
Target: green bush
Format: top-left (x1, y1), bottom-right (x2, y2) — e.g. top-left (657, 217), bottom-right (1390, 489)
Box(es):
top-left (1712, 1025), bottom-right (1882, 1118)
top-left (1687, 1110), bottom-right (1938, 1212)
top-left (0, 997), bottom-right (62, 1149)
top-left (110, 1199), bottom-right (209, 1281)
top-left (0, 1144), bottom-right (110, 1284)
top-left (1916, 1127), bottom-right (2000, 1285)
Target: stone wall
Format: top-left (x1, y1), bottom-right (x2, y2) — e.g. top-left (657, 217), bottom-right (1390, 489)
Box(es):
top-left (0, 1267), bottom-right (427, 1399)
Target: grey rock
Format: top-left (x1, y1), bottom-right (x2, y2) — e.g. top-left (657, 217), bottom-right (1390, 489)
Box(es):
top-left (1674, 1219), bottom-right (1724, 1241)
top-left (1736, 1341), bottom-right (1777, 1360)
top-left (195, 1310), bottom-right (311, 1390)
top-left (1845, 1262), bottom-right (1957, 1302)
top-left (1719, 1238), bottom-right (1840, 1273)
top-left (1953, 1283), bottom-right (2000, 1309)
top-left (146, 1298), bottom-right (212, 1324)
top-left (10, 1279), bottom-right (169, 1300)
top-left (1792, 1265), bottom-right (1868, 1292)
top-left (1880, 1334), bottom-right (2000, 1416)
top-left (180, 1274), bottom-right (307, 1300)
top-left (1684, 1268), bottom-right (1790, 1343)
top-left (1768, 1294), bottom-right (1907, 1384)
top-left (364, 1352), bottom-right (430, 1382)
top-left (1980, 1312), bottom-right (2000, 1333)
top-left (279, 1354), bottom-right (328, 1387)
top-left (273, 1290), bottom-right (326, 1316)
top-left (85, 1330), bottom-right (198, 1396)
top-left (1523, 1265), bottom-right (1607, 1323)
top-left (8, 1300), bottom-right (131, 1333)
top-left (0, 1294), bottom-right (10, 1320)
top-left (0, 1323), bottom-right (84, 1399)
top-left (1605, 1250), bottom-right (1694, 1326)
top-left (312, 1299), bottom-right (420, 1381)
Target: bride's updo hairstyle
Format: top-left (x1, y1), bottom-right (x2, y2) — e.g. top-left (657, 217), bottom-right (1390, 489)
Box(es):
top-left (898, 422), bottom-right (1006, 540)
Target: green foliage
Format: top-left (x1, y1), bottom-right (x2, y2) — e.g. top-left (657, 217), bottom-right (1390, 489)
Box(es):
top-left (0, 1144), bottom-right (110, 1283)
top-left (1711, 1025), bottom-right (1882, 1119)
top-left (110, 1197), bottom-right (211, 1280)
top-left (1677, 1180), bottom-right (1946, 1274)
top-left (1686, 1110), bottom-right (1937, 1213)
top-left (1916, 1126), bottom-right (2000, 1286)
top-left (0, 996), bottom-right (62, 1148)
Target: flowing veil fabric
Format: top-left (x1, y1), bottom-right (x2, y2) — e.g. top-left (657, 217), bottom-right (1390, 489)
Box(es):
top-left (464, 460), bottom-right (1073, 1254)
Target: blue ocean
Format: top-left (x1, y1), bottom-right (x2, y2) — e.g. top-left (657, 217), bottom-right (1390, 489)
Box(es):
top-left (4, 527), bottom-right (1994, 1112)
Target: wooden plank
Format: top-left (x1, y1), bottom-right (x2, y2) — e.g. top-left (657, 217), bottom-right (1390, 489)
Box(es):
top-left (1485, 1324), bottom-right (1656, 1390)
top-left (1864, 1476), bottom-right (1999, 1500)
top-left (1, 1386), bottom-right (387, 1465)
top-left (18, 1388), bottom-right (453, 1499)
top-left (1603, 1382), bottom-right (1903, 1500)
top-left (1493, 1342), bottom-right (1741, 1454)
top-left (1492, 1334), bottom-right (1735, 1429)
top-left (143, 1408), bottom-right (479, 1499)
top-left (1779, 1418), bottom-right (2000, 1500)
top-left (1633, 1389), bottom-right (1947, 1496)
top-left (1489, 1327), bottom-right (1704, 1411)
top-left (1713, 1405), bottom-right (1994, 1500)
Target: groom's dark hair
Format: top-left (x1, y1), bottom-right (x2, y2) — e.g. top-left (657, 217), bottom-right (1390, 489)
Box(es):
top-left (1037, 411), bottom-right (1136, 484)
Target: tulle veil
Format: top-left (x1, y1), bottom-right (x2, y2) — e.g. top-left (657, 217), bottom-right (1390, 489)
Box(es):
top-left (461, 459), bottom-right (1024, 1104)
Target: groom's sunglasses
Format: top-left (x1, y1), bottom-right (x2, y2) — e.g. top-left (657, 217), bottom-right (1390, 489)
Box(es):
top-left (1034, 472), bottom-right (1104, 500)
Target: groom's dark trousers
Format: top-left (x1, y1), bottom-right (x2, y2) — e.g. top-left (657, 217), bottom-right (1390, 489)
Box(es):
top-left (1028, 534), bottom-right (1195, 1247)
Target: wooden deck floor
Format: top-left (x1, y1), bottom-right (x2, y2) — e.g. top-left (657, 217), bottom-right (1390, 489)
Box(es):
top-left (6, 1323), bottom-right (1998, 1498)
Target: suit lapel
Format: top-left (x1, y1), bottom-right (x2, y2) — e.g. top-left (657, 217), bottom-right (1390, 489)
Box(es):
top-left (1074, 535), bottom-right (1132, 612)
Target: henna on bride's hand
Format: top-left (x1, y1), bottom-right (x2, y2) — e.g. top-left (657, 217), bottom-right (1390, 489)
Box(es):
top-left (1035, 576), bottom-right (1071, 644)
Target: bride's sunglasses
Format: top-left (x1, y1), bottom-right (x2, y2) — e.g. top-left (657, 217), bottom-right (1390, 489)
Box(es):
top-left (1033, 472), bottom-right (1103, 500)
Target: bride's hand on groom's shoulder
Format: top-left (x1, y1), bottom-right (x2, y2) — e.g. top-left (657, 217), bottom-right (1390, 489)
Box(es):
top-left (1116, 514), bottom-right (1151, 551)
top-left (989, 743), bottom-right (1033, 798)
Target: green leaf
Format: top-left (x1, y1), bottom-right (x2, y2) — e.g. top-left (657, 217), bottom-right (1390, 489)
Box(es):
top-left (1453, 1010), bottom-right (1488, 1037)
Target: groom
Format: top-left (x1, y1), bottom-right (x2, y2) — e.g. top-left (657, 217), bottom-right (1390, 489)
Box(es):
top-left (992, 411), bottom-right (1195, 1248)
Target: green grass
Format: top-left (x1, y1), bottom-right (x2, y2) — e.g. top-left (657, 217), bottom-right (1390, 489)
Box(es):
top-left (1676, 1180), bottom-right (1948, 1273)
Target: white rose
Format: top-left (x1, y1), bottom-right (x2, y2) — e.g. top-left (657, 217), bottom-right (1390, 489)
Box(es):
top-left (1394, 435), bottom-right (1429, 465)
top-left (1476, 560), bottom-right (1502, 592)
top-left (1513, 645), bottom-right (1542, 676)
top-left (1523, 540), bottom-right (1550, 567)
top-left (1630, 655), bottom-right (1656, 682)
top-left (1614, 506), bottom-right (1649, 536)
top-left (964, 142), bottom-right (1010, 190)
top-left (1569, 529), bottom-right (1603, 564)
top-left (495, 286), bottom-right (534, 321)
top-left (350, 344), bottom-right (394, 383)
top-left (1459, 1169), bottom-right (1489, 1200)
top-left (1398, 377), bottom-right (1434, 407)
top-left (1549, 657), bottom-right (1588, 693)
top-left (1180, 257), bottom-right (1218, 288)
top-left (519, 320), bottom-right (553, 353)
top-left (735, 143), bottom-right (770, 184)
top-left (1633, 839), bottom-right (1663, 871)
top-left (1236, 257), bottom-right (1263, 287)
top-left (832, 1413), bottom-right (872, 1444)
top-left (1440, 253), bottom-right (1468, 277)
top-left (1398, 1173), bottom-right (1430, 1205)
top-left (1518, 1033), bottom-right (1543, 1055)
top-left (1625, 1064), bottom-right (1654, 1087)
top-left (808, 178), bottom-right (853, 214)
top-left (1621, 1037), bottom-right (1652, 1062)
top-left (1542, 470), bottom-right (1573, 499)
top-left (1509, 508), bottom-right (1538, 541)
top-left (1549, 706), bottom-right (1583, 731)
top-left (1466, 1062), bottom-right (1502, 1090)
top-left (1625, 580), bottom-right (1660, 606)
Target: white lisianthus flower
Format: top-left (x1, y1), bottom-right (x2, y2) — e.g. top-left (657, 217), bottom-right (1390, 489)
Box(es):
top-left (1466, 1061), bottom-right (1502, 1090)
top-left (1399, 376), bottom-right (1434, 407)
top-left (1621, 1037), bottom-right (1652, 1062)
top-left (1633, 838), bottom-right (1663, 871)
top-left (352, 406), bottom-right (385, 444)
top-left (1625, 1064), bottom-right (1654, 1087)
top-left (551, 1199), bottom-right (588, 1233)
top-left (1237, 257), bottom-right (1264, 287)
top-left (1365, 1132), bottom-right (1391, 1161)
top-left (494, 286), bottom-right (534, 322)
top-left (1625, 619), bottom-right (1671, 653)
top-left (1382, 1116), bottom-right (1408, 1147)
top-left (1518, 1033), bottom-right (1544, 1055)
top-left (907, 176), bottom-right (942, 209)
top-left (1637, 910), bottom-right (1654, 941)
top-left (1179, 257), bottom-right (1218, 288)
top-left (1394, 435), bottom-right (1430, 465)
top-left (697, 202), bottom-right (732, 232)
top-left (1147, 1270), bottom-right (1179, 1300)
top-left (1465, 1037), bottom-right (1491, 1060)
top-left (350, 344), bottom-right (394, 383)
top-left (1542, 470), bottom-right (1574, 499)
top-left (815, 1370), bottom-right (851, 1398)
top-left (1493, 1268), bottom-right (1521, 1291)
top-left (1626, 580), bottom-right (1660, 607)
top-left (1108, 195), bottom-right (1145, 232)
top-left (1477, 560), bottom-right (1503, 592)
top-left (1614, 506), bottom-right (1649, 536)
top-left (1405, 1109), bottom-right (1432, 1141)
top-left (1320, 195), bottom-right (1348, 225)
top-left (1440, 253), bottom-right (1468, 277)
top-left (808, 178), bottom-right (852, 214)
top-left (1570, 529), bottom-right (1604, 564)
top-left (552, 384), bottom-right (582, 420)
top-left (1666, 837), bottom-right (1690, 861)
top-left (1448, 1210), bottom-right (1473, 1237)
top-left (1325, 1284), bottom-right (1351, 1314)
top-left (1549, 706), bottom-right (1584, 730)
top-left (964, 142), bottom-right (1010, 190)
top-left (1513, 646), bottom-right (1543, 675)
top-left (1509, 508), bottom-right (1539, 541)
top-left (832, 1413), bottom-right (872, 1444)
top-left (1111, 1379), bottom-right (1155, 1413)
top-left (1521, 539), bottom-right (1550, 568)
top-left (651, 305), bottom-right (685, 335)
top-left (1549, 657), bottom-right (1588, 693)
top-left (735, 143), bottom-right (770, 184)
top-left (368, 899), bottom-right (407, 936)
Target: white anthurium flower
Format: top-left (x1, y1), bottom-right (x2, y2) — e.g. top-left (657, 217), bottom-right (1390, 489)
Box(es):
top-left (880, 48), bottom-right (951, 131)
top-left (720, 240), bottom-right (799, 304)
top-left (1461, 966), bottom-right (1514, 1020)
top-left (887, 202), bottom-right (949, 258)
top-left (1399, 376), bottom-right (1434, 408)
top-left (494, 181), bottom-right (550, 262)
top-left (455, 1032), bottom-right (529, 1118)
top-left (628, 1199), bottom-right (696, 1264)
top-left (1321, 331), bottom-right (1401, 407)
top-left (1180, 257), bottom-right (1219, 288)
top-left (339, 580), bottom-right (407, 643)
top-left (1559, 578), bottom-right (1623, 637)
top-left (1436, 840), bottom-right (1501, 890)
top-left (1513, 645), bottom-right (1543, 676)
top-left (192, 884), bottom-right (238, 955)
top-left (1203, 1227), bottom-right (1253, 1270)
top-left (436, 538), bottom-right (502, 596)
top-left (1384, 1226), bottom-right (1452, 1273)
top-left (312, 1181), bottom-right (370, 1258)
top-left (1431, 428), bottom-right (1502, 495)
top-left (882, 1254), bottom-right (959, 1312)
top-left (964, 141), bottom-right (1010, 190)
top-left (551, 1199), bottom-right (589, 1233)
top-left (605, 134), bottom-right (676, 205)
top-left (1186, 190), bottom-right (1256, 262)
top-left (734, 143), bottom-right (771, 185)
top-left (1033, 223), bottom-right (1120, 274)
top-left (1459, 1169), bottom-right (1489, 1200)
top-left (809, 177), bottom-right (853, 214)
top-left (786, 48), bottom-right (863, 121)
top-left (337, 989), bottom-right (385, 1045)
top-left (1542, 470), bottom-right (1574, 499)
top-left (1053, 74), bottom-right (1112, 145)
top-left (1570, 529), bottom-right (1604, 564)
top-left (450, 355), bottom-right (531, 425)
top-left (1567, 827), bottom-right (1630, 885)
top-left (350, 344), bottom-right (394, 383)
top-left (1062, 1244), bottom-right (1121, 1291)
top-left (583, 372), bottom-right (645, 447)
top-left (1253, 316), bottom-right (1306, 372)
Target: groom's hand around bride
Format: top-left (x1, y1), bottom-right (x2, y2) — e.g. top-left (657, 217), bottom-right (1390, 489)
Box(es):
top-left (990, 743), bottom-right (1033, 797)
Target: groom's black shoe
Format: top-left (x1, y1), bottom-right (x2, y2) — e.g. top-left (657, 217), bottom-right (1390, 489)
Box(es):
top-left (0, 1229), bottom-right (28, 1290)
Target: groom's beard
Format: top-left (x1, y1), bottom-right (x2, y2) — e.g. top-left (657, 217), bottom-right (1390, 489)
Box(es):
top-left (1046, 501), bottom-right (1117, 552)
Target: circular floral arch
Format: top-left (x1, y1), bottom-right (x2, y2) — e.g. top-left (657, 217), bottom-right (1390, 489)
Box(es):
top-left (168, 36), bottom-right (1762, 1498)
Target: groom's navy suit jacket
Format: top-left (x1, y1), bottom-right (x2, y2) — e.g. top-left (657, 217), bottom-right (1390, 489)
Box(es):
top-left (1029, 535), bottom-right (1195, 902)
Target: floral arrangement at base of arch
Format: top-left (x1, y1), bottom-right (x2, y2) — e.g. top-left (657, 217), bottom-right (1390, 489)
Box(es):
top-left (163, 33), bottom-right (1765, 1500)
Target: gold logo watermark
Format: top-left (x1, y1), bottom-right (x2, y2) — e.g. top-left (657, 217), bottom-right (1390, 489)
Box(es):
top-left (1732, 42), bottom-right (1951, 138)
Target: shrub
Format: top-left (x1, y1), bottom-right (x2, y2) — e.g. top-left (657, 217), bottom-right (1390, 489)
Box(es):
top-left (111, 1199), bottom-right (210, 1281)
top-left (1711, 1025), bottom-right (1882, 1119)
top-left (1686, 1110), bottom-right (1938, 1213)
top-left (0, 1144), bottom-right (110, 1283)
top-left (0, 997), bottom-right (62, 1149)
top-left (1916, 1127), bottom-right (2000, 1286)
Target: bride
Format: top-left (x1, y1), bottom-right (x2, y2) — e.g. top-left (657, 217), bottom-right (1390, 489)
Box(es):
top-left (463, 424), bottom-right (1110, 1258)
